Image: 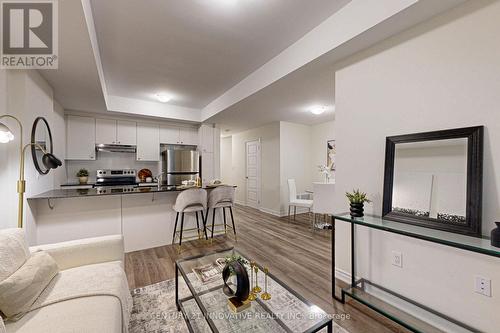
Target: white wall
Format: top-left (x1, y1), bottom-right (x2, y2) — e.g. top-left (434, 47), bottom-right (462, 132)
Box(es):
top-left (0, 70), bottom-right (65, 244)
top-left (231, 123), bottom-right (280, 214)
top-left (220, 136), bottom-right (233, 184)
top-left (334, 1), bottom-right (500, 331)
top-left (310, 121), bottom-right (335, 183)
top-left (279, 121), bottom-right (312, 214)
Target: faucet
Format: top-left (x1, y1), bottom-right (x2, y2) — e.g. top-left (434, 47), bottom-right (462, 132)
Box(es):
top-left (155, 172), bottom-right (164, 190)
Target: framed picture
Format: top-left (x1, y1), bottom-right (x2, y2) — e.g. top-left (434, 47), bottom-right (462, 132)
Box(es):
top-left (327, 140), bottom-right (336, 171)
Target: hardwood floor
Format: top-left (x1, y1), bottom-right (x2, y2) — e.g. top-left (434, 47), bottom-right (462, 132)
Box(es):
top-left (125, 205), bottom-right (409, 333)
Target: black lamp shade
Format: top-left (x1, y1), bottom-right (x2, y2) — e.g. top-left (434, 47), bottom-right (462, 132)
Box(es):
top-left (42, 153), bottom-right (62, 170)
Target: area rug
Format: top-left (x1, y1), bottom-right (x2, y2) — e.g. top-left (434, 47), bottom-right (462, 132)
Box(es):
top-left (129, 276), bottom-right (349, 333)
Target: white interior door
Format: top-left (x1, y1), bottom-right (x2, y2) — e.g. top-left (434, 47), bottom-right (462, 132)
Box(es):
top-left (246, 140), bottom-right (261, 209)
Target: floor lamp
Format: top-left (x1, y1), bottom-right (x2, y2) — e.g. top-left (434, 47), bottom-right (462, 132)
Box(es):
top-left (0, 115), bottom-right (62, 228)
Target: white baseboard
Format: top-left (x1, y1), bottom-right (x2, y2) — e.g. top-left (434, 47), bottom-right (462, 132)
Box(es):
top-left (234, 200), bottom-right (246, 206)
top-left (334, 267), bottom-right (352, 284)
top-left (258, 207), bottom-right (282, 217)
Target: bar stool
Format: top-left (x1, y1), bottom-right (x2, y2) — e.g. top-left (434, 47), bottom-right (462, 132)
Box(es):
top-left (172, 188), bottom-right (208, 251)
top-left (206, 186), bottom-right (237, 241)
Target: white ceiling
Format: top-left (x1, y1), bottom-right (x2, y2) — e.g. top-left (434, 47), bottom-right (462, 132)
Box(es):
top-left (210, 60), bottom-right (335, 135)
top-left (89, 0), bottom-right (350, 109)
top-left (38, 0), bottom-right (468, 129)
top-left (39, 0), bottom-right (106, 113)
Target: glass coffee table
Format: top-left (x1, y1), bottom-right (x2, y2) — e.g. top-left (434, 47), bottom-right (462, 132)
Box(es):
top-left (175, 248), bottom-right (333, 333)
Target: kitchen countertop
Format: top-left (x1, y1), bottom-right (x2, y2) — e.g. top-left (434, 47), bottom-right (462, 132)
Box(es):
top-left (28, 185), bottom-right (234, 200)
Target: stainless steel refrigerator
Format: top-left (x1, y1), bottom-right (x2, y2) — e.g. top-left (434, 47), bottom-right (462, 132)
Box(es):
top-left (161, 146), bottom-right (199, 186)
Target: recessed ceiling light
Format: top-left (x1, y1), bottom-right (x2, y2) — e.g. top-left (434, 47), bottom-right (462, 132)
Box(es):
top-left (156, 93), bottom-right (172, 103)
top-left (309, 105), bottom-right (328, 115)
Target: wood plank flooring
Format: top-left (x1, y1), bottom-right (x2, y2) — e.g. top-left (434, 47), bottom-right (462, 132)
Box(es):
top-left (125, 205), bottom-right (410, 333)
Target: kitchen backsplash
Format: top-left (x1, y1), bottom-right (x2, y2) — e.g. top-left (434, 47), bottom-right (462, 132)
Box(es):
top-left (65, 151), bottom-right (160, 183)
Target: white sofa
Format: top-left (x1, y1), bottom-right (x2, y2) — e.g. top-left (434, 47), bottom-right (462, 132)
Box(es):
top-left (2, 235), bottom-right (130, 333)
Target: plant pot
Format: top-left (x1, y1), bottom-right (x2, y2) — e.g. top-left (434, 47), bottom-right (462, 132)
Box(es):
top-left (491, 222), bottom-right (500, 248)
top-left (78, 176), bottom-right (88, 185)
top-left (350, 202), bottom-right (364, 218)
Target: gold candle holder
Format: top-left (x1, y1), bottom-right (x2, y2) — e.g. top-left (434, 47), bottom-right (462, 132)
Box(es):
top-left (252, 265), bottom-right (262, 293)
top-left (261, 267), bottom-right (271, 300)
top-left (247, 261), bottom-right (257, 301)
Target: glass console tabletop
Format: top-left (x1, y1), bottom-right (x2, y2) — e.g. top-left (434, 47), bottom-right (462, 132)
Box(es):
top-left (175, 248), bottom-right (333, 333)
top-left (333, 213), bottom-right (499, 257)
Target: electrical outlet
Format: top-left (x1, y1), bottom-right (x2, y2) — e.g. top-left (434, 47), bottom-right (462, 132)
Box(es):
top-left (475, 276), bottom-right (491, 297)
top-left (391, 251), bottom-right (403, 268)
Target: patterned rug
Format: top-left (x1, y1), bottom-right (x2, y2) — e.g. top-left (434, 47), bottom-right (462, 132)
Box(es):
top-left (129, 276), bottom-right (349, 333)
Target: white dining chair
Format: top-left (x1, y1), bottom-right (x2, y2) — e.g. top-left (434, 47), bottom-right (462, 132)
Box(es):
top-left (287, 179), bottom-right (313, 228)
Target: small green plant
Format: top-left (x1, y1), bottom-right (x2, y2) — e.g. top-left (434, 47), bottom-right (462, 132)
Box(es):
top-left (76, 169), bottom-right (89, 177)
top-left (224, 254), bottom-right (248, 275)
top-left (345, 189), bottom-right (371, 204)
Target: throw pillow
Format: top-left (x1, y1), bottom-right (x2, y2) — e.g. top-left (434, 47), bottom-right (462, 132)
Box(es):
top-left (0, 229), bottom-right (30, 282)
top-left (0, 251), bottom-right (59, 320)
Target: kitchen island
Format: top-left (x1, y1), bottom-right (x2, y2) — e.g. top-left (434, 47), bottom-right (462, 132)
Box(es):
top-left (27, 186), bottom-right (232, 252)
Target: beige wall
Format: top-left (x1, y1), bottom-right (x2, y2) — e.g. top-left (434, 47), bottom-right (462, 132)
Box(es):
top-left (310, 121), bottom-right (335, 183)
top-left (279, 121), bottom-right (312, 213)
top-left (334, 1), bottom-right (500, 331)
top-left (0, 70), bottom-right (66, 244)
top-left (225, 120), bottom-right (335, 216)
top-left (231, 123), bottom-right (281, 214)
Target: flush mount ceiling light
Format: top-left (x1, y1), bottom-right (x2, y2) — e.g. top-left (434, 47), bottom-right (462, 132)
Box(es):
top-left (156, 93), bottom-right (172, 103)
top-left (309, 105), bottom-right (328, 115)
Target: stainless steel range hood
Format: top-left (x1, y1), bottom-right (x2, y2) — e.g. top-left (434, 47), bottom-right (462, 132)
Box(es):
top-left (96, 144), bottom-right (137, 153)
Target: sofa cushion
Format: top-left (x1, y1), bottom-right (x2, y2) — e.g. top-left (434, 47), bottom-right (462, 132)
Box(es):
top-left (0, 315), bottom-right (5, 333)
top-left (4, 296), bottom-right (122, 333)
top-left (0, 252), bottom-right (59, 320)
top-left (0, 229), bottom-right (30, 282)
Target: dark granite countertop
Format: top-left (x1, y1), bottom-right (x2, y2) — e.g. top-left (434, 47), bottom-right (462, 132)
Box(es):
top-left (28, 185), bottom-right (234, 200)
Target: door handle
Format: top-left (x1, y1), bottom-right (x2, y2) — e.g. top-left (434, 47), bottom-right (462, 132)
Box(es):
top-left (245, 176), bottom-right (248, 179)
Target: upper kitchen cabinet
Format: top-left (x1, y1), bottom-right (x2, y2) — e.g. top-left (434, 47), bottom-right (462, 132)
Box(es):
top-left (160, 125), bottom-right (179, 144)
top-left (66, 115), bottom-right (96, 160)
top-left (160, 125), bottom-right (198, 145)
top-left (198, 125), bottom-right (215, 153)
top-left (96, 119), bottom-right (136, 145)
top-left (117, 120), bottom-right (137, 145)
top-left (179, 127), bottom-right (198, 145)
top-left (137, 123), bottom-right (160, 161)
top-left (95, 118), bottom-right (116, 144)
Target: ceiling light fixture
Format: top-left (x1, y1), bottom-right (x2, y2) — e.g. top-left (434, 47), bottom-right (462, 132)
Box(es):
top-left (309, 105), bottom-right (328, 115)
top-left (156, 93), bottom-right (172, 103)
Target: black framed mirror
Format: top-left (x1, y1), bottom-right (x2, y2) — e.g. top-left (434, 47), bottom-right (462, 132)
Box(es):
top-left (31, 117), bottom-right (54, 175)
top-left (382, 126), bottom-right (483, 237)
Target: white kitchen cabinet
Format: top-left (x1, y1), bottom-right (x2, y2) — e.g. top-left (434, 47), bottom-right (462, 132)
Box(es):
top-left (180, 127), bottom-right (198, 145)
top-left (137, 123), bottom-right (160, 161)
top-left (117, 120), bottom-right (137, 145)
top-left (160, 125), bottom-right (198, 145)
top-left (66, 115), bottom-right (96, 160)
top-left (160, 125), bottom-right (180, 144)
top-left (95, 118), bottom-right (116, 144)
top-left (198, 125), bottom-right (214, 153)
top-left (96, 119), bottom-right (136, 145)
top-left (201, 152), bottom-right (214, 184)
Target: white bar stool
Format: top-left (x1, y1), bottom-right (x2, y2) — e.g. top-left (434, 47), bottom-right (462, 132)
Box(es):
top-left (206, 186), bottom-right (237, 241)
top-left (172, 188), bottom-right (208, 250)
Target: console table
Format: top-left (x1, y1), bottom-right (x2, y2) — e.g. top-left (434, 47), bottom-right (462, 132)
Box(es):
top-left (331, 213), bottom-right (499, 333)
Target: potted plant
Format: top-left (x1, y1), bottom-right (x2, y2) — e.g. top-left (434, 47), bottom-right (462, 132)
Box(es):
top-left (76, 169), bottom-right (89, 184)
top-left (346, 189), bottom-right (371, 218)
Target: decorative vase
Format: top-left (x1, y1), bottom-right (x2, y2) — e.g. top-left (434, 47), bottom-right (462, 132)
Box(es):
top-left (350, 202), bottom-right (364, 218)
top-left (78, 176), bottom-right (88, 184)
top-left (491, 222), bottom-right (500, 248)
